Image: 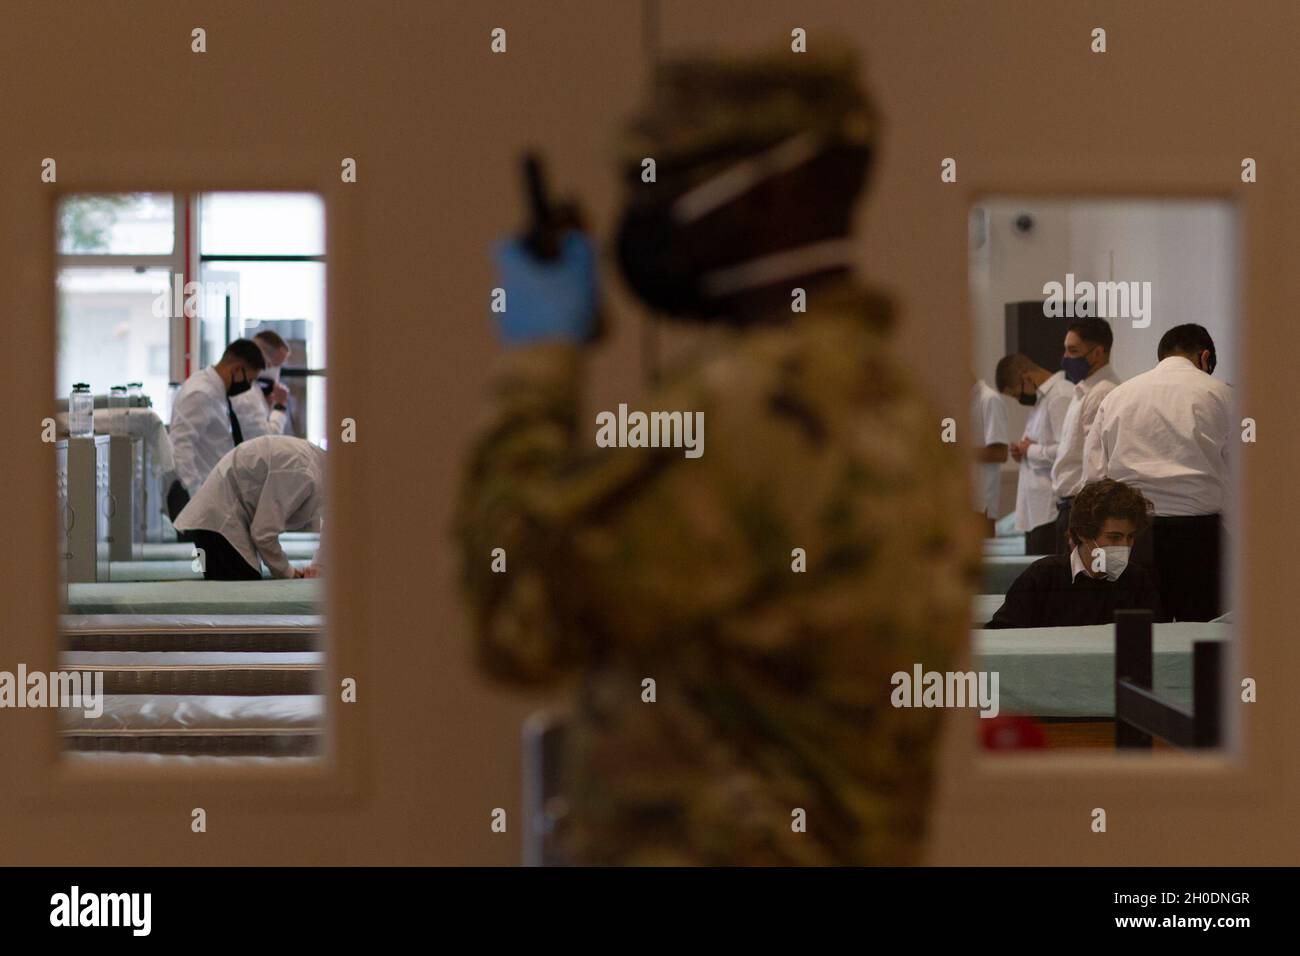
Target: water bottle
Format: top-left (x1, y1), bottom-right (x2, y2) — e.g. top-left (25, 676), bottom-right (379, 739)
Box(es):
top-left (69, 383), bottom-right (94, 438)
top-left (127, 382), bottom-right (142, 429)
top-left (108, 385), bottom-right (128, 434)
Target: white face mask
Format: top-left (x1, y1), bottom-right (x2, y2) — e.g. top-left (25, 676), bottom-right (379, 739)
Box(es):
top-left (1087, 544), bottom-right (1131, 581)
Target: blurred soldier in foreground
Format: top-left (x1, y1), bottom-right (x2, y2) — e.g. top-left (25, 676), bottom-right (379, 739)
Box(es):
top-left (457, 49), bottom-right (976, 865)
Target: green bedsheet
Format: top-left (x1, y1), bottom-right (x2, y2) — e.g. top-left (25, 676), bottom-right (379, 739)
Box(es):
top-left (67, 579), bottom-right (322, 615)
top-left (973, 594), bottom-right (1003, 625)
top-left (972, 621), bottom-right (1229, 718)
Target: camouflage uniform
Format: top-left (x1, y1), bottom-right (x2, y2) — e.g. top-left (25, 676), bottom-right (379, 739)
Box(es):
top-left (457, 50), bottom-right (978, 865)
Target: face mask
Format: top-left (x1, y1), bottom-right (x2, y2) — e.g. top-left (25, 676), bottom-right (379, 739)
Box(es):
top-left (1089, 545), bottom-right (1130, 581)
top-left (616, 132), bottom-right (829, 317)
top-left (1061, 354), bottom-right (1092, 384)
top-left (1017, 382), bottom-right (1037, 407)
top-left (615, 191), bottom-right (706, 315)
top-left (228, 369), bottom-right (253, 398)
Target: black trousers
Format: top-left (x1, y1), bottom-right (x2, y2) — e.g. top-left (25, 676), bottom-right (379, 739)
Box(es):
top-left (1025, 519), bottom-right (1057, 556)
top-left (190, 529), bottom-right (262, 581)
top-left (167, 481), bottom-right (195, 543)
top-left (1132, 514), bottom-right (1223, 622)
top-left (1053, 497), bottom-right (1074, 555)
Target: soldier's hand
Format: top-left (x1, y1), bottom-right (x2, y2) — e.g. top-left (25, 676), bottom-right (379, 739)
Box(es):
top-left (492, 231), bottom-right (599, 346)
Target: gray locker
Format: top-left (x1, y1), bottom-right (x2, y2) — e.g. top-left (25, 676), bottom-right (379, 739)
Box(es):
top-left (66, 435), bottom-right (111, 583)
top-left (141, 441), bottom-right (166, 542)
top-left (56, 440), bottom-right (69, 589)
top-left (108, 435), bottom-right (144, 561)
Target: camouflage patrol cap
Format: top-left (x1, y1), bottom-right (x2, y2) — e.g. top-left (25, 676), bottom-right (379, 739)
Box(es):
top-left (619, 44), bottom-right (878, 179)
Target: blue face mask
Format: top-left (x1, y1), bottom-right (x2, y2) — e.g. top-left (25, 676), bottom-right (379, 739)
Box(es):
top-left (1061, 354), bottom-right (1092, 384)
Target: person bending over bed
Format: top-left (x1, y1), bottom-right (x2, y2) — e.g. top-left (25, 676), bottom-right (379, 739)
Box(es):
top-left (174, 435), bottom-right (325, 581)
top-left (985, 478), bottom-right (1163, 628)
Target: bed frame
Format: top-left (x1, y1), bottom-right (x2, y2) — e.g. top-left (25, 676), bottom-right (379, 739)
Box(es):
top-left (1114, 609), bottom-right (1224, 749)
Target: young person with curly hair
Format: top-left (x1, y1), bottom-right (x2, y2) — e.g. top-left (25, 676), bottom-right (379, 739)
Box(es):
top-left (985, 478), bottom-right (1163, 628)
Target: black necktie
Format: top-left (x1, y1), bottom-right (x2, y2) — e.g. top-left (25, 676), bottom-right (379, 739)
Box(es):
top-left (227, 398), bottom-right (245, 446)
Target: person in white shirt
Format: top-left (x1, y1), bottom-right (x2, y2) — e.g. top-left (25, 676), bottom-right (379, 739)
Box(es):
top-left (174, 435), bottom-right (325, 580)
top-left (231, 329), bottom-right (294, 440)
top-left (1083, 323), bottom-right (1231, 621)
top-left (970, 378), bottom-right (1010, 536)
top-left (1050, 318), bottom-right (1121, 554)
top-left (166, 339), bottom-right (268, 534)
top-left (995, 354), bottom-right (1072, 554)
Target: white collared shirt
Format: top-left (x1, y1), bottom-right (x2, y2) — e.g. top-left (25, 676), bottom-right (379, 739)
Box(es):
top-left (174, 435), bottom-right (325, 578)
top-left (230, 385), bottom-right (289, 440)
top-left (971, 380), bottom-right (1010, 519)
top-left (1014, 370), bottom-right (1072, 532)
top-left (1051, 363), bottom-right (1122, 500)
top-left (1083, 356), bottom-right (1233, 516)
top-left (169, 366), bottom-right (235, 495)
top-left (1069, 546), bottom-right (1088, 581)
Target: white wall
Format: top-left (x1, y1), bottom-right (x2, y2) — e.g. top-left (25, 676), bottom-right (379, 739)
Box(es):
top-left (970, 203), bottom-right (1071, 503)
top-left (1066, 200), bottom-right (1238, 385)
top-left (974, 198), bottom-right (1239, 384)
top-left (970, 198), bottom-right (1240, 518)
top-left (970, 202), bottom-right (1071, 391)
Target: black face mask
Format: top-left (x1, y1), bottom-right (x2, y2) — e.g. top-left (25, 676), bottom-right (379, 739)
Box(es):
top-left (615, 139), bottom-right (865, 319)
top-left (614, 192), bottom-right (708, 316)
top-left (227, 369), bottom-right (253, 398)
top-left (1018, 389), bottom-right (1037, 408)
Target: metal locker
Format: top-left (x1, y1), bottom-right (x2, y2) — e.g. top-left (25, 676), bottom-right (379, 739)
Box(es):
top-left (55, 440), bottom-right (69, 590)
top-left (108, 435), bottom-right (144, 561)
top-left (66, 435), bottom-right (112, 583)
top-left (141, 441), bottom-right (165, 542)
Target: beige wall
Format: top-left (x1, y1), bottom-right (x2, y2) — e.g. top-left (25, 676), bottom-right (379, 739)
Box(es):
top-left (0, 0), bottom-right (1295, 865)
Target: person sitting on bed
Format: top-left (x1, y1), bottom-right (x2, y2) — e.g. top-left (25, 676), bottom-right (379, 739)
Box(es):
top-left (174, 435), bottom-right (325, 581)
top-left (985, 478), bottom-right (1163, 628)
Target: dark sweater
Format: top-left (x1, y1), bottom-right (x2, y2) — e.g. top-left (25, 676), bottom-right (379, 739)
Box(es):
top-left (985, 554), bottom-right (1164, 629)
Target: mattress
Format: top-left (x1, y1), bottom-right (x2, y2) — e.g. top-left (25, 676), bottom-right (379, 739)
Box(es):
top-left (981, 555), bottom-right (1037, 594)
top-left (61, 694), bottom-right (323, 756)
top-left (60, 651), bottom-right (321, 695)
top-left (972, 621), bottom-right (1229, 718)
top-left (140, 541), bottom-right (319, 561)
top-left (63, 752), bottom-right (323, 768)
top-left (983, 536), bottom-right (1027, 557)
top-left (972, 594), bottom-right (1003, 625)
top-left (110, 559), bottom-right (311, 582)
top-left (63, 614), bottom-right (321, 652)
top-left (67, 579), bottom-right (321, 615)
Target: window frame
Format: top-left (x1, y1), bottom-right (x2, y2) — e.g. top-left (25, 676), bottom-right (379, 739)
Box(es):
top-left (56, 193), bottom-right (189, 394)
top-left (930, 159), bottom-right (1264, 863)
top-left (197, 191), bottom-right (330, 445)
top-left (25, 165), bottom-right (360, 811)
